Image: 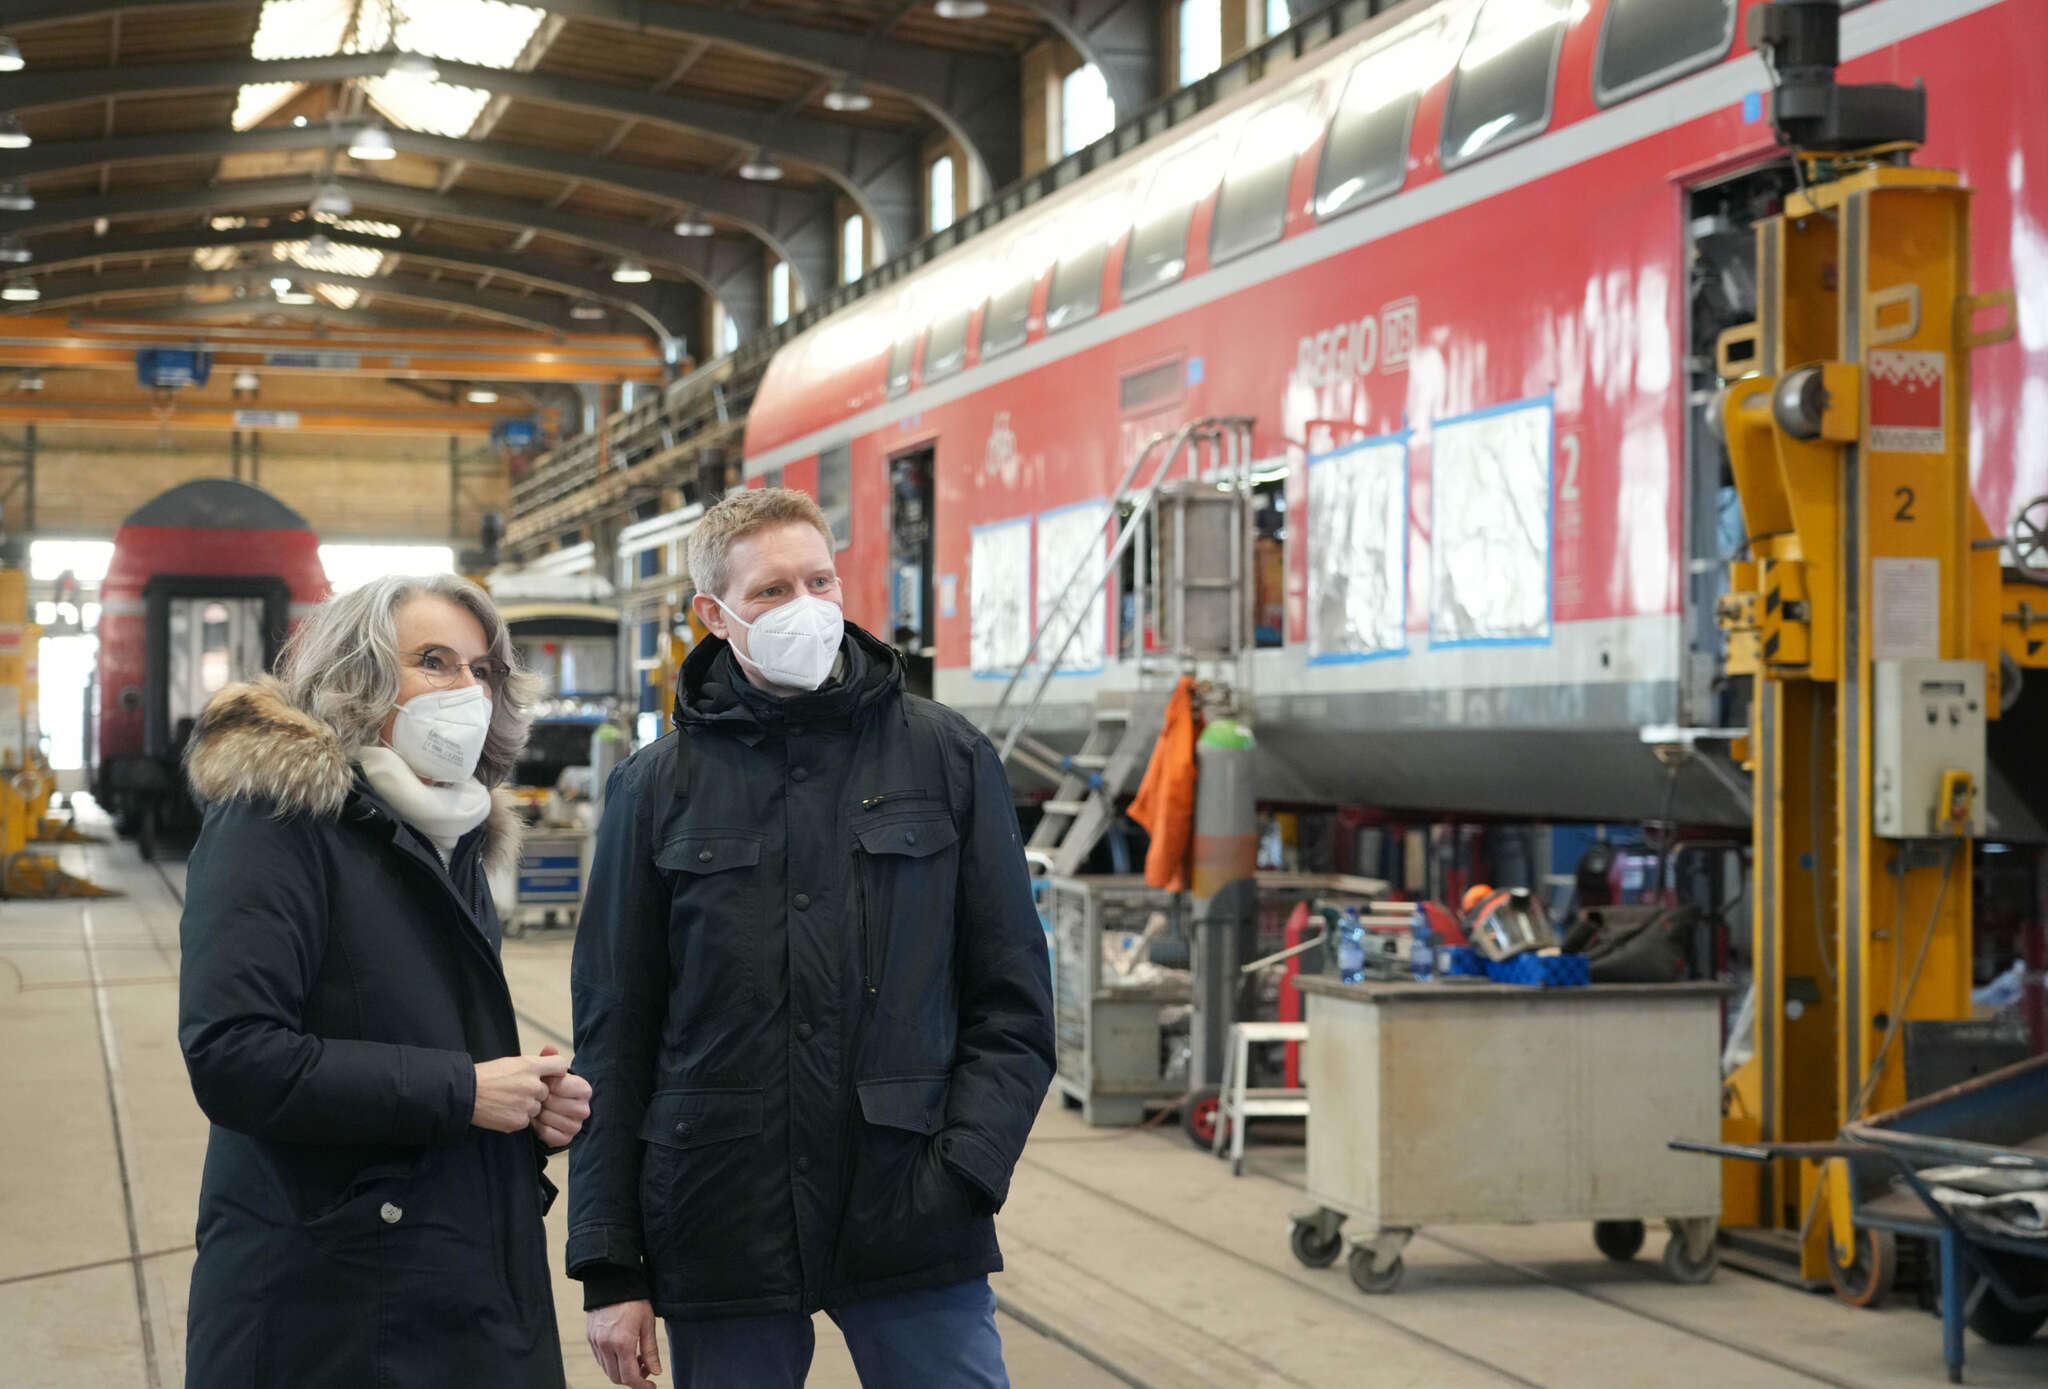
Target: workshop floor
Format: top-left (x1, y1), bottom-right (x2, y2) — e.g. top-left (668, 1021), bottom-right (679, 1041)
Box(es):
top-left (5, 820), bottom-right (2047, 1388)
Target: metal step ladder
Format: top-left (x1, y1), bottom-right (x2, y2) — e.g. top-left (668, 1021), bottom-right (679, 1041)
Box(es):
top-left (987, 417), bottom-right (1258, 877)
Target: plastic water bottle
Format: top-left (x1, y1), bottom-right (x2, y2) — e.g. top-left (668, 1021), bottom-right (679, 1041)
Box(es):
top-left (1336, 907), bottom-right (1367, 984)
top-left (1410, 907), bottom-right (1436, 982)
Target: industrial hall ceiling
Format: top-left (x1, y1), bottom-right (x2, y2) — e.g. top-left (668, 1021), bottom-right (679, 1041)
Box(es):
top-left (0, 0), bottom-right (1157, 437)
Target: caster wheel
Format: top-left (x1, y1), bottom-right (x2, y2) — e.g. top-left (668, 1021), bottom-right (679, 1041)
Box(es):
top-left (1594, 1220), bottom-right (1646, 1262)
top-left (1348, 1245), bottom-right (1404, 1295)
top-left (1290, 1221), bottom-right (1342, 1269)
top-left (1181, 1088), bottom-right (1221, 1151)
top-left (1825, 1227), bottom-right (1896, 1309)
top-left (1663, 1232), bottom-right (1718, 1285)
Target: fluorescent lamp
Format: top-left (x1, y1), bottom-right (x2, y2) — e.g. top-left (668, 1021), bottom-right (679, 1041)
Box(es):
top-left (276, 289), bottom-right (316, 305)
top-left (17, 372), bottom-right (42, 392)
top-left (0, 37), bottom-right (22, 72)
top-left (348, 123), bottom-right (396, 161)
top-left (934, 0), bottom-right (988, 17)
top-left (822, 78), bottom-right (872, 113)
top-left (570, 301), bottom-right (605, 320)
top-left (232, 370), bottom-right (260, 392)
top-left (386, 51), bottom-right (439, 82)
top-left (466, 386), bottom-right (499, 404)
top-left (0, 237), bottom-right (30, 265)
top-left (1, 279), bottom-right (40, 302)
top-left (311, 183), bottom-right (353, 217)
top-left (0, 182), bottom-right (30, 212)
top-left (672, 214), bottom-right (714, 237)
top-left (0, 112), bottom-right (30, 150)
top-left (270, 276), bottom-right (294, 293)
top-left (738, 147), bottom-right (783, 182)
top-left (611, 259), bottom-right (651, 284)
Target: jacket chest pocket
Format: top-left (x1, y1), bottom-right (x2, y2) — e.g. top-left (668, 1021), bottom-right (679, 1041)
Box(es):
top-left (853, 813), bottom-right (959, 1009)
top-left (657, 830), bottom-right (765, 1010)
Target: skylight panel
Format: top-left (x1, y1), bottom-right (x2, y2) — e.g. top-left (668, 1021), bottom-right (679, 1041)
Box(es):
top-left (233, 0), bottom-right (545, 137)
top-left (315, 284), bottom-right (361, 309)
top-left (313, 213), bottom-right (404, 239)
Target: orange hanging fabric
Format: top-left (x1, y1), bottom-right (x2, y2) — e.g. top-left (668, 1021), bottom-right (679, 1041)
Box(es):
top-left (1127, 676), bottom-right (1200, 891)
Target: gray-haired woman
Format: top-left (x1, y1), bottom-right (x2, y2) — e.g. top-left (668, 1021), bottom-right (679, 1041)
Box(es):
top-left (175, 574), bottom-right (589, 1389)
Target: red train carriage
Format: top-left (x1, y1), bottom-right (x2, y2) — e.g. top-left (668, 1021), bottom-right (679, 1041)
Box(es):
top-left (739, 0), bottom-right (2044, 828)
top-left (91, 479), bottom-right (329, 857)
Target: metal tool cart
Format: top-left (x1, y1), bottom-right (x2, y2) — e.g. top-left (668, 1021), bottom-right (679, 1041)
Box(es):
top-left (1046, 875), bottom-right (1190, 1126)
top-left (1289, 976), bottom-right (1726, 1295)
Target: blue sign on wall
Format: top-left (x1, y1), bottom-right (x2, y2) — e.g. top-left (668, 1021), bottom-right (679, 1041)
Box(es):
top-left (134, 348), bottom-right (212, 389)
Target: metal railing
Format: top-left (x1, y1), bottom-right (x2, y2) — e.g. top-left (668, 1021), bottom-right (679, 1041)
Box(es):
top-left (989, 415), bottom-right (1256, 767)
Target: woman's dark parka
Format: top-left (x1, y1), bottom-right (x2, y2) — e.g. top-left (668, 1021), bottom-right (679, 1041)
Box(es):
top-left (565, 626), bottom-right (1056, 1321)
top-left (176, 679), bottom-right (566, 1389)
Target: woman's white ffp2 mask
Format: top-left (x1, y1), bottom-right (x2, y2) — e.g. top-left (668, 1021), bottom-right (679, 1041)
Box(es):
top-left (389, 684), bottom-right (491, 783)
top-left (714, 593), bottom-right (843, 692)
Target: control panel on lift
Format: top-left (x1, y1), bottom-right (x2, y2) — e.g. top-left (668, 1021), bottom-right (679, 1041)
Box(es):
top-left (1871, 659), bottom-right (1985, 839)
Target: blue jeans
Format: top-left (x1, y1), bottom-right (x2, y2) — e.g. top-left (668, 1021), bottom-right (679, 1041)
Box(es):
top-left (664, 1278), bottom-right (1009, 1388)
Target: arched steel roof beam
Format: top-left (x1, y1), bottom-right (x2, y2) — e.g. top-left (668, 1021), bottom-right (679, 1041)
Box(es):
top-left (0, 176), bottom-right (795, 339)
top-left (5, 53), bottom-right (922, 256)
top-left (9, 220), bottom-right (691, 345)
top-left (9, 264), bottom-right (595, 336)
top-left (1019, 0), bottom-right (1161, 123)
top-left (6, 0), bottom-right (1021, 194)
top-left (7, 127), bottom-right (837, 303)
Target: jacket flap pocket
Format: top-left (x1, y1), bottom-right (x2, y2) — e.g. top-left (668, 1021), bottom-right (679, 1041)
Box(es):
top-left (655, 831), bottom-right (763, 876)
top-left (856, 1075), bottom-right (948, 1135)
top-left (639, 1089), bottom-right (765, 1150)
top-left (854, 815), bottom-right (958, 860)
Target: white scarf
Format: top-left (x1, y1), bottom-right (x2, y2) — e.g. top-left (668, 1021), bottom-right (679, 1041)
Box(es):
top-left (354, 745), bottom-right (493, 865)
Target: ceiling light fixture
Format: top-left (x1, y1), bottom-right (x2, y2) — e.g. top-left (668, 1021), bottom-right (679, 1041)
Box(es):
top-left (934, 0), bottom-right (989, 18)
top-left (292, 115), bottom-right (309, 128)
top-left (0, 237), bottom-right (31, 265)
top-left (270, 276), bottom-right (295, 293)
top-left (737, 147), bottom-right (783, 182)
top-left (611, 259), bottom-right (651, 284)
top-left (311, 182), bottom-right (353, 217)
top-left (347, 123), bottom-right (396, 161)
top-left (466, 386), bottom-right (499, 404)
top-left (17, 371), bottom-right (42, 392)
top-left (1, 279), bottom-right (40, 303)
top-left (276, 288), bottom-right (317, 305)
top-left (822, 77), bottom-right (873, 113)
top-left (386, 51), bottom-right (439, 82)
top-left (0, 112), bottom-right (31, 150)
top-left (672, 213), bottom-right (714, 237)
top-left (0, 182), bottom-right (31, 212)
top-left (0, 37), bottom-right (22, 72)
top-left (232, 369), bottom-right (260, 392)
top-left (305, 232), bottom-right (335, 257)
top-left (570, 300), bottom-right (605, 320)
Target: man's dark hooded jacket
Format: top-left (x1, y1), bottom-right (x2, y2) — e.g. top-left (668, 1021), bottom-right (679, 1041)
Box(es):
top-left (566, 623), bottom-right (1055, 1320)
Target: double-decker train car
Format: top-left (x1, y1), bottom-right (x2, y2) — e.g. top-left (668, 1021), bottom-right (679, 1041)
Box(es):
top-left (90, 479), bottom-right (329, 856)
top-left (739, 0), bottom-right (2043, 828)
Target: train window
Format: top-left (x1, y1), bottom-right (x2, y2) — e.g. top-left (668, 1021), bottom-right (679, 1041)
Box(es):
top-left (1442, 0), bottom-right (1570, 169)
top-left (924, 307), bottom-right (970, 383)
top-left (1314, 20), bottom-right (1443, 221)
top-left (817, 443), bottom-right (852, 550)
top-left (1594, 0), bottom-right (1735, 105)
top-left (1211, 92), bottom-right (1318, 266)
top-left (1122, 138), bottom-right (1215, 301)
top-left (1046, 243), bottom-right (1109, 332)
top-left (886, 331), bottom-right (917, 398)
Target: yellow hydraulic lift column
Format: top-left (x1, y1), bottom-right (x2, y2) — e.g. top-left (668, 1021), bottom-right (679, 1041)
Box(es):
top-left (1712, 0), bottom-right (2022, 1292)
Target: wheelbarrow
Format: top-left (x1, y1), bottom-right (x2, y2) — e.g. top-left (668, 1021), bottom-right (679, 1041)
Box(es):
top-left (1674, 1052), bottom-right (2048, 1383)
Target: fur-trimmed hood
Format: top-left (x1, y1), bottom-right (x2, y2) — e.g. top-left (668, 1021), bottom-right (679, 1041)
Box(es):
top-left (186, 676), bottom-right (523, 875)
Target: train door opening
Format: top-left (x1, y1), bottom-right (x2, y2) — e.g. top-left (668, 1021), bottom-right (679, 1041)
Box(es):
top-left (1683, 163), bottom-right (1799, 730)
top-left (889, 446), bottom-right (936, 699)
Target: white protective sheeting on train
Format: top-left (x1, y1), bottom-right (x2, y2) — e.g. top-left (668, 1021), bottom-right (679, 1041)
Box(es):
top-left (970, 517), bottom-right (1033, 675)
top-left (1307, 437), bottom-right (1406, 662)
top-left (1034, 501), bottom-right (1110, 673)
top-left (1430, 397), bottom-right (1552, 645)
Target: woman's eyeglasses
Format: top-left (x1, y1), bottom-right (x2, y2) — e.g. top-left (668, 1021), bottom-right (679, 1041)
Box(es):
top-left (402, 647), bottom-right (507, 690)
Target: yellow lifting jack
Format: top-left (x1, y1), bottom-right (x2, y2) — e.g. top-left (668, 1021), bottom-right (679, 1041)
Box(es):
top-left (1711, 0), bottom-right (2028, 1298)
top-left (0, 564), bottom-right (116, 899)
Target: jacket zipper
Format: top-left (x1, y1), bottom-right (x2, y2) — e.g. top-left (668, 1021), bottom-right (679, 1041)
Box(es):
top-left (859, 789), bottom-right (927, 811)
top-left (856, 855), bottom-right (879, 1000)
